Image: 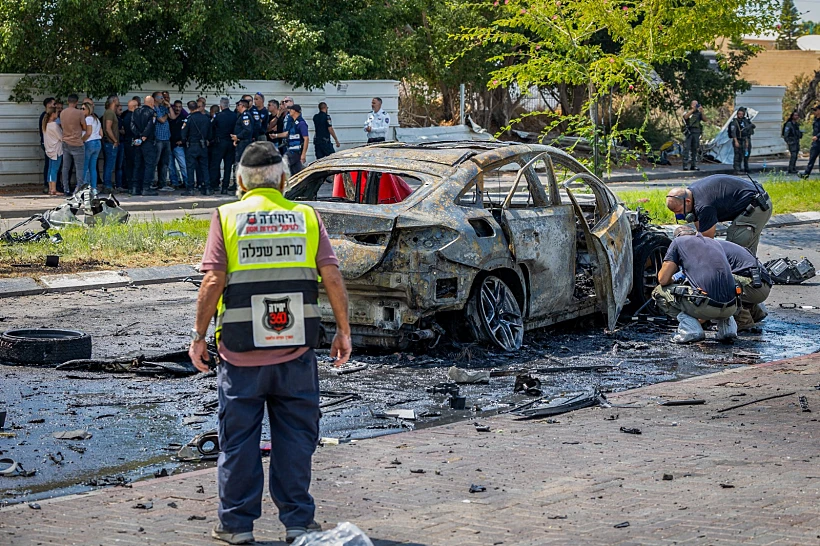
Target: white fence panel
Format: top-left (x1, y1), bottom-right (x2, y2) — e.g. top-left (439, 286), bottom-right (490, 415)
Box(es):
top-left (0, 75), bottom-right (399, 188)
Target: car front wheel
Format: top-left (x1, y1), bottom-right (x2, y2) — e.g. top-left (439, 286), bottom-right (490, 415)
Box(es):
top-left (467, 275), bottom-right (524, 352)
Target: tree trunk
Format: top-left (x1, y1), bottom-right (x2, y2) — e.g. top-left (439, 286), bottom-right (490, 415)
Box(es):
top-left (797, 70), bottom-right (820, 118)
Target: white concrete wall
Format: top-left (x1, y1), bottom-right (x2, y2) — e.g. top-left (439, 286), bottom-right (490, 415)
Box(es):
top-left (735, 86), bottom-right (787, 157)
top-left (0, 75), bottom-right (399, 188)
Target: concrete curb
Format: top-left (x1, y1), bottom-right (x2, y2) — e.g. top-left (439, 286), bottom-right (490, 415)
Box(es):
top-left (0, 264), bottom-right (202, 299)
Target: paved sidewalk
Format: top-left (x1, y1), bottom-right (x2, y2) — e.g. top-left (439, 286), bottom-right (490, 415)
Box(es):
top-left (604, 159), bottom-right (791, 184)
top-left (1, 354), bottom-right (817, 545)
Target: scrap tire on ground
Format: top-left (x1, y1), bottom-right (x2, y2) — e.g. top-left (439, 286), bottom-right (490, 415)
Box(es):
top-left (627, 231), bottom-right (671, 314)
top-left (0, 329), bottom-right (92, 365)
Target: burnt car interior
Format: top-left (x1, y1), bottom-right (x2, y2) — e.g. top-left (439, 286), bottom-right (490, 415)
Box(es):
top-left (286, 170), bottom-right (424, 205)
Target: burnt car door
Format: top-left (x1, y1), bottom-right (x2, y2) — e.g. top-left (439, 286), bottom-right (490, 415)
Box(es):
top-left (561, 172), bottom-right (633, 330)
top-left (493, 154), bottom-right (576, 319)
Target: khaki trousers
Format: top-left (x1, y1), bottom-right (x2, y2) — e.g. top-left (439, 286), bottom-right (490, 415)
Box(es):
top-left (726, 195), bottom-right (773, 256)
top-left (653, 284), bottom-right (738, 322)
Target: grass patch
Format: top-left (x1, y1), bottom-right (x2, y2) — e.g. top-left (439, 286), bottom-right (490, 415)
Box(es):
top-left (615, 174), bottom-right (820, 224)
top-left (0, 216), bottom-right (210, 277)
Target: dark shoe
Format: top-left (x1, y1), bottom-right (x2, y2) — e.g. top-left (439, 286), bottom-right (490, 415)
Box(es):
top-left (227, 185), bottom-right (236, 192)
top-left (180, 190), bottom-right (194, 196)
top-left (221, 189), bottom-right (228, 195)
top-left (141, 190), bottom-right (159, 196)
top-left (798, 173), bottom-right (809, 179)
top-left (205, 189), bottom-right (214, 196)
top-left (682, 166), bottom-right (690, 171)
top-left (101, 186), bottom-right (114, 194)
top-left (211, 523), bottom-right (254, 545)
top-left (160, 185), bottom-right (176, 192)
top-left (285, 521), bottom-right (322, 544)
top-left (691, 167), bottom-right (700, 171)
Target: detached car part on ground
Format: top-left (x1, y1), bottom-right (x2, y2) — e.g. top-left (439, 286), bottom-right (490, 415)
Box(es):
top-left (285, 141), bottom-right (669, 352)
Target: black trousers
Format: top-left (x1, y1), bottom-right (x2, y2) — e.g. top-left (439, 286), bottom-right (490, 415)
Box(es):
top-left (315, 139), bottom-right (335, 159)
top-left (683, 132), bottom-right (700, 169)
top-left (209, 139), bottom-right (235, 190)
top-left (185, 143), bottom-right (208, 191)
top-left (788, 145), bottom-right (799, 173)
top-left (235, 140), bottom-right (251, 167)
top-left (122, 141), bottom-right (135, 190)
top-left (132, 140), bottom-right (157, 195)
top-left (803, 144), bottom-right (820, 175)
top-left (733, 139), bottom-right (750, 173)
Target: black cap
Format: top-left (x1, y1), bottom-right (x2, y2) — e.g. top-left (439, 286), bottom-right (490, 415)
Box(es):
top-left (239, 141), bottom-right (283, 167)
top-left (290, 104), bottom-right (302, 113)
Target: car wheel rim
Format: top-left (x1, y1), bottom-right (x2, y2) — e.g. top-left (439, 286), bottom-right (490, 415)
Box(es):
top-left (642, 246), bottom-right (666, 299)
top-left (478, 277), bottom-right (524, 351)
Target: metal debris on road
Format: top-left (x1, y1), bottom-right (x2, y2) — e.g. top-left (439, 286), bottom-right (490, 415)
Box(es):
top-left (765, 257), bottom-right (815, 284)
top-left (383, 409), bottom-right (416, 421)
top-left (719, 483), bottom-right (735, 489)
top-left (133, 500), bottom-right (153, 509)
top-left (716, 391), bottom-right (797, 413)
top-left (474, 423), bottom-right (491, 432)
top-left (469, 484), bottom-right (486, 493)
top-left (614, 521), bottom-right (630, 528)
top-left (780, 303), bottom-right (820, 310)
top-left (513, 374), bottom-right (542, 396)
top-left (798, 396), bottom-right (811, 412)
top-left (511, 388), bottom-right (606, 418)
top-left (52, 430), bottom-right (92, 440)
top-left (620, 427), bottom-right (642, 435)
top-left (28, 502), bottom-right (41, 509)
top-left (187, 515), bottom-right (207, 521)
top-left (657, 399), bottom-right (705, 406)
top-left (448, 366), bottom-right (490, 384)
top-left (662, 474), bottom-right (674, 481)
top-left (410, 468), bottom-right (425, 474)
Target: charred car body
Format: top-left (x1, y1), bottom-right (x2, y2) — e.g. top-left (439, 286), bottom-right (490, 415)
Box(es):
top-left (285, 142), bottom-right (669, 351)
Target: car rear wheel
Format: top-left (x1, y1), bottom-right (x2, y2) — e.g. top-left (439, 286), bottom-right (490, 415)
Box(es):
top-left (467, 275), bottom-right (524, 352)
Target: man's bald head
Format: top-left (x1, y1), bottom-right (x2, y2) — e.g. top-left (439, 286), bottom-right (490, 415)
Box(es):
top-left (673, 225), bottom-right (697, 238)
top-left (144, 95), bottom-right (155, 107)
top-left (665, 187), bottom-right (692, 215)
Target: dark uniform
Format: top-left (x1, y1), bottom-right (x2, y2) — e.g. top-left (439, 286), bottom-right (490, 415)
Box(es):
top-left (209, 108), bottom-right (238, 192)
top-left (250, 105), bottom-right (270, 142)
top-left (800, 116), bottom-right (820, 177)
top-left (121, 109), bottom-right (135, 191)
top-left (783, 119), bottom-right (802, 174)
top-left (717, 239), bottom-right (772, 329)
top-left (313, 111), bottom-right (335, 159)
top-left (686, 175), bottom-right (773, 255)
top-left (286, 115), bottom-right (309, 174)
top-left (181, 111), bottom-right (212, 194)
top-left (683, 110), bottom-right (703, 170)
top-left (233, 110), bottom-right (254, 166)
top-left (129, 105), bottom-right (157, 196)
top-left (728, 112), bottom-right (755, 174)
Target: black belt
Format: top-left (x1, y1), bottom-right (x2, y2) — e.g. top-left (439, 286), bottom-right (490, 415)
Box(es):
top-left (706, 299), bottom-right (736, 309)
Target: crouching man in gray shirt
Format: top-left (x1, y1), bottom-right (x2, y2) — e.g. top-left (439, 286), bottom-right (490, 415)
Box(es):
top-left (653, 226), bottom-right (739, 343)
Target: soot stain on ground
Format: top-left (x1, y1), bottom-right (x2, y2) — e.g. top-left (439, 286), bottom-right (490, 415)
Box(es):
top-left (0, 283), bottom-right (818, 505)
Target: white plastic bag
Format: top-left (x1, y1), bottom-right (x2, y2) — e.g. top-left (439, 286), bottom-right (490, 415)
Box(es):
top-left (292, 522), bottom-right (374, 546)
top-left (671, 312), bottom-right (705, 344)
top-left (716, 316), bottom-right (738, 341)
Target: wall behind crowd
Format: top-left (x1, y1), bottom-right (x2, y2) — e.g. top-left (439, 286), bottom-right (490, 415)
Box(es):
top-left (0, 76), bottom-right (399, 188)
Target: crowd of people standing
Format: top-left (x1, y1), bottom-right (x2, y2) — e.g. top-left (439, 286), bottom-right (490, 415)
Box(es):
top-left (37, 93), bottom-right (392, 197)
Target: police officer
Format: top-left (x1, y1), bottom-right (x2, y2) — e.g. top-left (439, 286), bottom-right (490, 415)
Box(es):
top-left (210, 97), bottom-right (238, 194)
top-left (363, 97), bottom-right (390, 143)
top-left (665, 174), bottom-right (773, 255)
top-left (272, 104), bottom-right (309, 174)
top-left (799, 105), bottom-right (820, 178)
top-left (682, 100), bottom-right (708, 171)
top-left (189, 141), bottom-right (352, 545)
top-left (653, 226), bottom-right (739, 344)
top-left (728, 107), bottom-right (755, 175)
top-left (782, 111), bottom-right (802, 174)
top-left (231, 99), bottom-right (254, 174)
top-left (252, 93), bottom-right (270, 142)
top-left (313, 102), bottom-right (340, 159)
top-left (718, 238), bottom-right (772, 331)
top-left (181, 100), bottom-right (212, 196)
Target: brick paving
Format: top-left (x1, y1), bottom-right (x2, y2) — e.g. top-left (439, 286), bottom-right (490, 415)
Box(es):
top-left (1, 355), bottom-right (819, 545)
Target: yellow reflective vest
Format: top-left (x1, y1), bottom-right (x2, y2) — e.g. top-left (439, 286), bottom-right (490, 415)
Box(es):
top-left (215, 187), bottom-right (321, 352)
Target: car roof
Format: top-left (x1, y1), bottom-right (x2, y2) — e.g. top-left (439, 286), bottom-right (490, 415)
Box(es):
top-left (322, 141), bottom-right (554, 169)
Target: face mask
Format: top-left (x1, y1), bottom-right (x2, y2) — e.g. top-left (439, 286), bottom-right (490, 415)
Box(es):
top-left (675, 213), bottom-right (686, 221)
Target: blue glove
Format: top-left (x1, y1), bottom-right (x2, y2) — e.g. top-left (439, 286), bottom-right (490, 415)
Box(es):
top-left (672, 271), bottom-right (686, 283)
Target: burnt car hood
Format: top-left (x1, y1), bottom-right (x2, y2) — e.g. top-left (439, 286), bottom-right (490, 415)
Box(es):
top-left (311, 203), bottom-right (398, 279)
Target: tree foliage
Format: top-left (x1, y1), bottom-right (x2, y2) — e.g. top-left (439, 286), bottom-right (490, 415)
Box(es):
top-left (455, 0), bottom-right (779, 168)
top-left (776, 0), bottom-right (802, 50)
top-left (650, 40), bottom-right (757, 115)
top-left (0, 0), bottom-right (395, 100)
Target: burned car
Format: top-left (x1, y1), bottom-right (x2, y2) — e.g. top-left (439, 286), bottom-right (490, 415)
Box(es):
top-left (285, 142), bottom-right (669, 351)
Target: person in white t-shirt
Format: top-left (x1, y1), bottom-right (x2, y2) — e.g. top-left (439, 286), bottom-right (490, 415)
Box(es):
top-left (82, 102), bottom-right (103, 192)
top-left (41, 106), bottom-right (63, 196)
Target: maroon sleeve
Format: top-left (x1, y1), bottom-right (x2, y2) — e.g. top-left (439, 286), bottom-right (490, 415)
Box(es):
top-left (200, 210), bottom-right (228, 272)
top-left (314, 212), bottom-right (339, 269)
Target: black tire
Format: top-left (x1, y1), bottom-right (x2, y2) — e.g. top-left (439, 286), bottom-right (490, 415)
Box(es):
top-left (465, 275), bottom-right (524, 352)
top-left (0, 329), bottom-right (92, 365)
top-left (627, 231), bottom-right (671, 314)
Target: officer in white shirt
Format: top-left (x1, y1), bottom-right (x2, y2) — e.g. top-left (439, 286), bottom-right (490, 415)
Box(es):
top-left (364, 97), bottom-right (390, 144)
